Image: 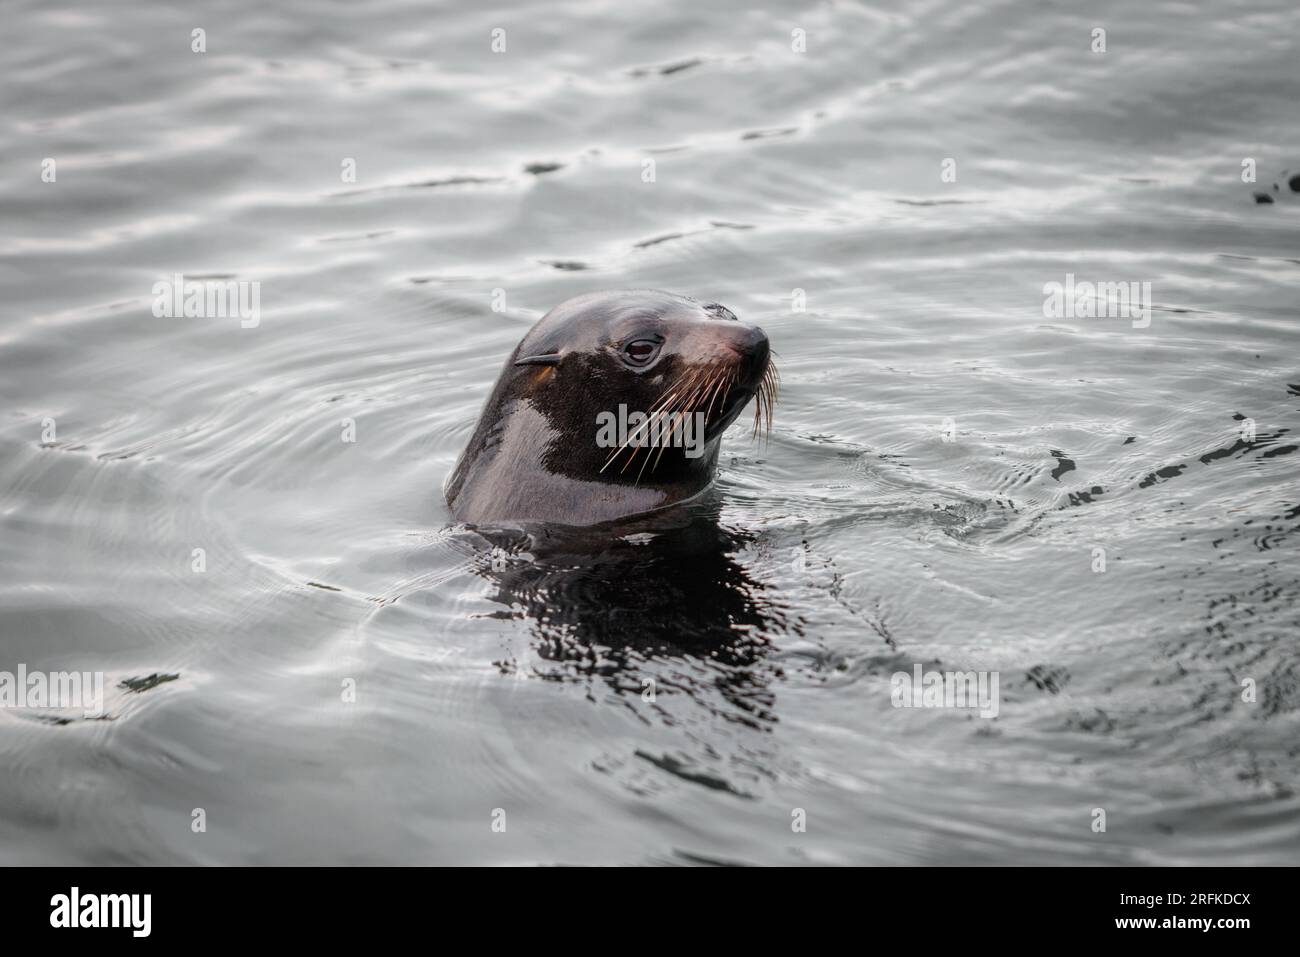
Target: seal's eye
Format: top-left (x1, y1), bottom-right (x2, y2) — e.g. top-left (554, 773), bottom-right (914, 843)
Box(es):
top-left (622, 338), bottom-right (661, 366)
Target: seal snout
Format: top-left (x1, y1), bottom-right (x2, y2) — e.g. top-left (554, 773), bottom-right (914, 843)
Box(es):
top-left (721, 323), bottom-right (770, 383)
top-left (697, 321), bottom-right (775, 444)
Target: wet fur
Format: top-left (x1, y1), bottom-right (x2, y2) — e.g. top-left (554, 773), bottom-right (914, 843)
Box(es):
top-left (446, 290), bottom-right (775, 527)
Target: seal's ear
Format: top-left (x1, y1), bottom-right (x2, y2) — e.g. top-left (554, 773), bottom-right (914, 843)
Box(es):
top-left (514, 352), bottom-right (561, 367)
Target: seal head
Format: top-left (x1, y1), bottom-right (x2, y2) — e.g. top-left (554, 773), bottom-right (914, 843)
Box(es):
top-left (446, 290), bottom-right (775, 526)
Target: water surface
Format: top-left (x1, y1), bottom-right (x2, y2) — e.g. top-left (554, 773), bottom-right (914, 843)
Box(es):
top-left (2, 0), bottom-right (1299, 864)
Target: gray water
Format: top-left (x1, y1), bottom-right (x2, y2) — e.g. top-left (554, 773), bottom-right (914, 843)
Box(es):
top-left (2, 0), bottom-right (1298, 865)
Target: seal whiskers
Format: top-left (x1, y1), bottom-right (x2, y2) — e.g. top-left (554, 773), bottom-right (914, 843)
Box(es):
top-left (753, 359), bottom-right (780, 441)
top-left (645, 362), bottom-right (729, 480)
top-left (600, 364), bottom-right (711, 475)
top-left (602, 354), bottom-right (774, 481)
top-left (631, 363), bottom-right (719, 481)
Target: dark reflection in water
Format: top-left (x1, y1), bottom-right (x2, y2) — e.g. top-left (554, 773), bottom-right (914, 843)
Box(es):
top-left (466, 505), bottom-right (800, 730)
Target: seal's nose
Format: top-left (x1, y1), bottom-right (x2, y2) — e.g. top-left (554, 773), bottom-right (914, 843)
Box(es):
top-left (745, 326), bottom-right (770, 381)
top-left (724, 323), bottom-right (769, 384)
top-left (738, 321), bottom-right (767, 349)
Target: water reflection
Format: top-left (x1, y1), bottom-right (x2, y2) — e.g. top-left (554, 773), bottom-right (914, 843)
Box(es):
top-left (468, 506), bottom-right (798, 729)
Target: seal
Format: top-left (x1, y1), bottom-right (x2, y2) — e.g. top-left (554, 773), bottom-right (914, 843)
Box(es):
top-left (446, 290), bottom-right (776, 526)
